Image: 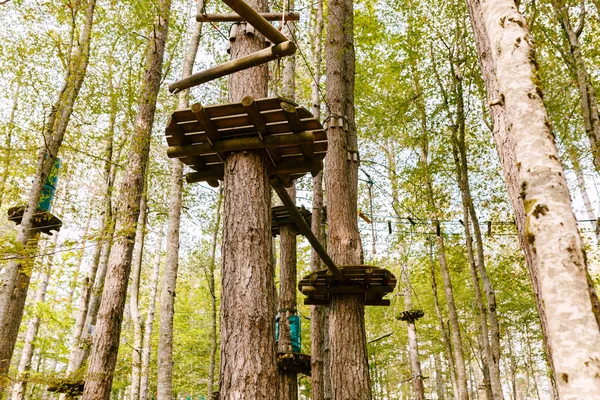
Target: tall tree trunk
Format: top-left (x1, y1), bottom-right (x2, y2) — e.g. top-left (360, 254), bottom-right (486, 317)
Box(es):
top-left (10, 233), bottom-right (57, 400)
top-left (207, 189), bottom-right (223, 399)
top-left (469, 0), bottom-right (600, 396)
top-left (157, 3), bottom-right (204, 396)
top-left (0, 1), bottom-right (96, 390)
top-left (309, 0), bottom-right (327, 397)
top-left (129, 191), bottom-right (148, 400)
top-left (82, 2), bottom-right (171, 397)
top-left (433, 353), bottom-right (446, 400)
top-left (68, 210), bottom-right (93, 304)
top-left (400, 263), bottom-right (425, 400)
top-left (553, 0), bottom-right (600, 173)
top-left (570, 151), bottom-right (599, 242)
top-left (0, 82), bottom-right (20, 209)
top-left (139, 229), bottom-right (163, 400)
top-left (219, 0), bottom-right (276, 396)
top-left (278, 186), bottom-right (299, 400)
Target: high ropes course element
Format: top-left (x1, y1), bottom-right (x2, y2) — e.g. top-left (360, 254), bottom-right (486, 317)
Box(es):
top-left (164, 0), bottom-right (397, 380)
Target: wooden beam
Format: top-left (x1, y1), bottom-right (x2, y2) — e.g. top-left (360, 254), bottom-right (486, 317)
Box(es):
top-left (167, 131), bottom-right (314, 158)
top-left (169, 41), bottom-right (296, 93)
top-left (190, 103), bottom-right (220, 142)
top-left (220, 0), bottom-right (289, 44)
top-left (271, 177), bottom-right (345, 281)
top-left (242, 96), bottom-right (269, 139)
top-left (300, 285), bottom-right (394, 294)
top-left (281, 101), bottom-right (314, 159)
top-left (196, 12), bottom-right (300, 22)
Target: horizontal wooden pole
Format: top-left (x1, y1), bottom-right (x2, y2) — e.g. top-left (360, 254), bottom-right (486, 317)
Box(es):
top-left (304, 298), bottom-right (391, 306)
top-left (185, 158), bottom-right (322, 184)
top-left (220, 0), bottom-right (289, 44)
top-left (167, 131), bottom-right (314, 158)
top-left (196, 12), bottom-right (300, 22)
top-left (271, 177), bottom-right (345, 281)
top-left (169, 41), bottom-right (296, 93)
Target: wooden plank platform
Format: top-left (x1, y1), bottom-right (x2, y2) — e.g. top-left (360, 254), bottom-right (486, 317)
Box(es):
top-left (298, 265), bottom-right (396, 306)
top-left (277, 352), bottom-right (311, 376)
top-left (165, 96), bottom-right (327, 187)
top-left (271, 205), bottom-right (311, 236)
top-left (8, 206), bottom-right (62, 235)
top-left (397, 309), bottom-right (425, 321)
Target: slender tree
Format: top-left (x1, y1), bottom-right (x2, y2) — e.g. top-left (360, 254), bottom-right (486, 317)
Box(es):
top-left (82, 1), bottom-right (172, 396)
top-left (157, 2), bottom-right (204, 396)
top-left (466, 0), bottom-right (600, 396)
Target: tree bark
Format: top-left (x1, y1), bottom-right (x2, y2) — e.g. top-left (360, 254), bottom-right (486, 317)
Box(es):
top-left (129, 191), bottom-right (148, 400)
top-left (157, 3), bottom-right (204, 397)
top-left (219, 0), bottom-right (276, 395)
top-left (139, 229), bottom-right (163, 400)
top-left (0, 1), bottom-right (96, 391)
top-left (277, 186), bottom-right (298, 400)
top-left (10, 233), bottom-right (57, 400)
top-left (400, 263), bottom-right (425, 400)
top-left (0, 81), bottom-right (20, 209)
top-left (68, 210), bottom-right (93, 304)
top-left (309, 0), bottom-right (326, 397)
top-left (207, 189), bottom-right (223, 399)
top-left (469, 0), bottom-right (600, 397)
top-left (82, 2), bottom-right (171, 397)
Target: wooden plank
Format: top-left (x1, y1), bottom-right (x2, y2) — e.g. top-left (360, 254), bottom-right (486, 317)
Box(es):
top-left (220, 0), bottom-right (289, 44)
top-left (167, 131), bottom-right (314, 158)
top-left (300, 285), bottom-right (394, 294)
top-left (169, 41), bottom-right (296, 93)
top-left (196, 12), bottom-right (300, 22)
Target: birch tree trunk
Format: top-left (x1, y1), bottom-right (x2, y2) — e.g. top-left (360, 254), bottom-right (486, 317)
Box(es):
top-left (139, 230), bottom-right (163, 400)
top-left (0, 1), bottom-right (96, 390)
top-left (129, 191), bottom-right (148, 400)
top-left (68, 210), bottom-right (93, 304)
top-left (157, 3), bottom-right (204, 396)
top-left (553, 0), bottom-right (600, 173)
top-left (309, 0), bottom-right (327, 397)
top-left (219, 0), bottom-right (276, 396)
top-left (470, 0), bottom-right (600, 397)
top-left (82, 2), bottom-right (171, 397)
top-left (400, 263), bottom-right (425, 400)
top-left (207, 189), bottom-right (223, 399)
top-left (10, 233), bottom-right (57, 400)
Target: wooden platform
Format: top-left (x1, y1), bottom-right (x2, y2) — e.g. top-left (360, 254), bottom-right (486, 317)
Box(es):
top-left (397, 309), bottom-right (424, 322)
top-left (298, 265), bottom-right (396, 306)
top-left (8, 206), bottom-right (62, 235)
top-left (277, 352), bottom-right (311, 376)
top-left (271, 205), bottom-right (311, 236)
top-left (165, 96), bottom-right (327, 187)
top-left (46, 379), bottom-right (84, 396)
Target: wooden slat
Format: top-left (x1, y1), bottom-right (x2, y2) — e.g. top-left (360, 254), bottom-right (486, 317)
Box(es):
top-left (191, 103), bottom-right (220, 142)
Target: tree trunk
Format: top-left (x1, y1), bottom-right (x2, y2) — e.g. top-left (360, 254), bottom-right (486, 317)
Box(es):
top-left (570, 151), bottom-right (599, 242)
top-left (325, 0), bottom-right (371, 396)
top-left (553, 0), bottom-right (600, 173)
top-left (219, 0), bottom-right (276, 395)
top-left (0, 82), bottom-right (20, 209)
top-left (0, 1), bottom-right (96, 391)
top-left (10, 233), bottom-right (57, 400)
top-left (470, 0), bottom-right (600, 396)
top-left (309, 0), bottom-right (326, 397)
top-left (401, 263), bottom-right (425, 400)
top-left (207, 189), bottom-right (223, 399)
top-left (129, 191), bottom-right (148, 400)
top-left (433, 353), bottom-right (446, 400)
top-left (82, 2), bottom-right (171, 397)
top-left (157, 3), bottom-right (204, 396)
top-left (68, 210), bottom-right (93, 304)
top-left (139, 229), bottom-right (163, 400)
top-left (278, 186), bottom-right (299, 400)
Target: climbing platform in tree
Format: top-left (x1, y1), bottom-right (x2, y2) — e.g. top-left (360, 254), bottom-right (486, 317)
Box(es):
top-left (277, 351), bottom-right (311, 376)
top-left (46, 379), bottom-right (84, 397)
top-left (8, 206), bottom-right (62, 235)
top-left (165, 96), bottom-right (327, 187)
top-left (271, 205), bottom-right (312, 236)
top-left (298, 265), bottom-right (397, 306)
top-left (397, 309), bottom-right (425, 322)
